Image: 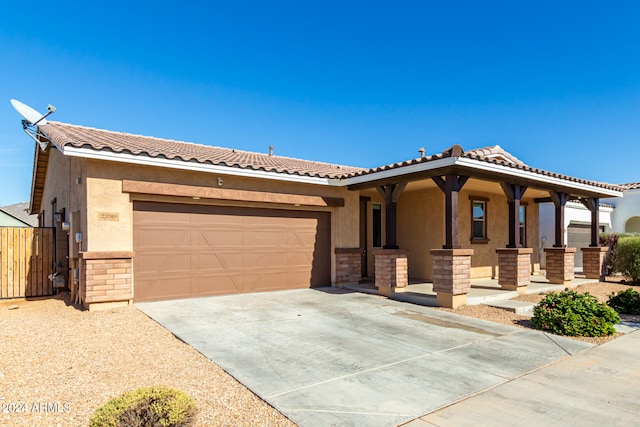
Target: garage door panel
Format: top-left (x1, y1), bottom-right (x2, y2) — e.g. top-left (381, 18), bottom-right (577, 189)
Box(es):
top-left (195, 213), bottom-right (243, 226)
top-left (202, 252), bottom-right (245, 270)
top-left (287, 252), bottom-right (314, 266)
top-left (136, 253), bottom-right (191, 274)
top-left (195, 274), bottom-right (243, 295)
top-left (196, 252), bottom-right (226, 270)
top-left (137, 228), bottom-right (190, 249)
top-left (136, 276), bottom-right (193, 301)
top-left (243, 272), bottom-right (308, 291)
top-left (133, 202), bottom-right (331, 302)
top-left (245, 251), bottom-right (275, 267)
top-left (135, 211), bottom-right (191, 225)
top-left (288, 271), bottom-right (313, 285)
top-left (196, 229), bottom-right (243, 247)
top-left (247, 230), bottom-right (289, 246)
top-left (290, 231), bottom-right (319, 246)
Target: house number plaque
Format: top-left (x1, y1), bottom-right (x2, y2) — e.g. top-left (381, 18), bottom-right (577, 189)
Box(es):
top-left (98, 212), bottom-right (120, 221)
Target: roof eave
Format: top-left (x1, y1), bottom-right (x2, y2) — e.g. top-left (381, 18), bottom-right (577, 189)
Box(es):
top-left (454, 157), bottom-right (623, 198)
top-left (344, 156), bottom-right (623, 198)
top-left (28, 128), bottom-right (63, 215)
top-left (344, 157), bottom-right (457, 189)
top-left (62, 146), bottom-right (343, 186)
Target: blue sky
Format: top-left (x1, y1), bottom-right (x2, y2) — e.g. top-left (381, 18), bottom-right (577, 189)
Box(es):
top-left (1, 1), bottom-right (639, 206)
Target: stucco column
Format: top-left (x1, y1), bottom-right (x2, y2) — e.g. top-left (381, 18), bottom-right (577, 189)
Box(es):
top-left (496, 248), bottom-right (532, 294)
top-left (334, 248), bottom-right (362, 287)
top-left (430, 249), bottom-right (473, 308)
top-left (373, 249), bottom-right (408, 297)
top-left (581, 246), bottom-right (608, 280)
top-left (544, 247), bottom-right (576, 285)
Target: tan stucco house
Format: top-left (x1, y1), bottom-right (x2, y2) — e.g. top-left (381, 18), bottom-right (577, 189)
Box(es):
top-left (28, 121), bottom-right (623, 310)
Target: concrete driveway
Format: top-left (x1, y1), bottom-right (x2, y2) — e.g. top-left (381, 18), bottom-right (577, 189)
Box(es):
top-left (137, 288), bottom-right (591, 427)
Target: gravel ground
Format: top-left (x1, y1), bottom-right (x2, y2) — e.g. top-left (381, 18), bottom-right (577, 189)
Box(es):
top-left (0, 293), bottom-right (295, 427)
top-left (435, 278), bottom-right (640, 345)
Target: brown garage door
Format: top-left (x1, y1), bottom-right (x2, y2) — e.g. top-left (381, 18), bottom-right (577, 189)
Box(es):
top-left (133, 202), bottom-right (331, 302)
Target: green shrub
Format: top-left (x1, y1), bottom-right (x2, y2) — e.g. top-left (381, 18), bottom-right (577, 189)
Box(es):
top-left (608, 288), bottom-right (640, 314)
top-left (614, 236), bottom-right (640, 283)
top-left (531, 290), bottom-right (620, 337)
top-left (89, 386), bottom-right (197, 427)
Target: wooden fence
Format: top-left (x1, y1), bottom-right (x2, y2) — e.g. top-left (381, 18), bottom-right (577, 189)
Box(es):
top-left (0, 227), bottom-right (54, 298)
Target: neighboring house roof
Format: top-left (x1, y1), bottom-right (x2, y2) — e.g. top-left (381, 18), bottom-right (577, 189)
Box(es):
top-left (0, 202), bottom-right (38, 227)
top-left (39, 121), bottom-right (364, 179)
top-left (619, 182), bottom-right (640, 190)
top-left (567, 199), bottom-right (615, 209)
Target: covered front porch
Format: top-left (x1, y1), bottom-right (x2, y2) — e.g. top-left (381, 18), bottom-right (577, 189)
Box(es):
top-left (333, 145), bottom-right (623, 308)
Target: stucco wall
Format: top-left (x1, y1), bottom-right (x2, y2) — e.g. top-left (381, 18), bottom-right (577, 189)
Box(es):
top-left (604, 189), bottom-right (640, 233)
top-left (396, 187), bottom-right (539, 280)
top-left (397, 188), bottom-right (443, 280)
top-left (38, 149), bottom-right (87, 285)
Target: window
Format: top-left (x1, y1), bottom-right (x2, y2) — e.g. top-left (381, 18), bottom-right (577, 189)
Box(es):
top-left (519, 205), bottom-right (526, 246)
top-left (372, 203), bottom-right (382, 248)
top-left (470, 197), bottom-right (489, 242)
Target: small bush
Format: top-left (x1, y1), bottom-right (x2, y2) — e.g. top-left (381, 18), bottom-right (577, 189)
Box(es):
top-left (89, 386), bottom-right (197, 427)
top-left (531, 290), bottom-right (620, 337)
top-left (608, 288), bottom-right (640, 314)
top-left (614, 236), bottom-right (640, 283)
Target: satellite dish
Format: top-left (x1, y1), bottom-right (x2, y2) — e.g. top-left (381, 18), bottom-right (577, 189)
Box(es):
top-left (9, 99), bottom-right (56, 150)
top-left (10, 99), bottom-right (51, 125)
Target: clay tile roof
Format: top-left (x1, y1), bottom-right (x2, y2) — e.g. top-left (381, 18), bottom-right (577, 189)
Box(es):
top-left (38, 121), bottom-right (365, 179)
top-left (343, 144), bottom-right (624, 192)
top-left (464, 144), bottom-right (526, 166)
top-left (619, 182), bottom-right (640, 190)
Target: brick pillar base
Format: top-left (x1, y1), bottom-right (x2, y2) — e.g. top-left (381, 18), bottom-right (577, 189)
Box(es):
top-left (544, 247), bottom-right (576, 285)
top-left (334, 248), bottom-right (362, 287)
top-left (581, 247), bottom-right (608, 280)
top-left (373, 249), bottom-right (408, 296)
top-left (430, 249), bottom-right (473, 308)
top-left (80, 251), bottom-right (134, 311)
top-left (496, 248), bottom-right (533, 295)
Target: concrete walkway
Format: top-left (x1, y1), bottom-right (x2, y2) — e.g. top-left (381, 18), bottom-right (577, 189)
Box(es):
top-left (406, 329), bottom-right (640, 426)
top-left (344, 275), bottom-right (599, 308)
top-left (137, 288), bottom-right (596, 427)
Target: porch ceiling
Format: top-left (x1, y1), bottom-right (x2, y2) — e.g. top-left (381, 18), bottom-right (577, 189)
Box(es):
top-left (359, 177), bottom-right (551, 199)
